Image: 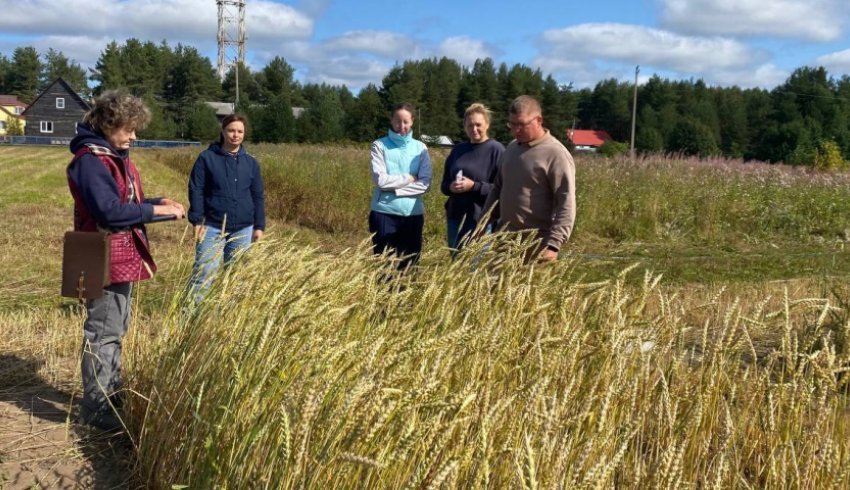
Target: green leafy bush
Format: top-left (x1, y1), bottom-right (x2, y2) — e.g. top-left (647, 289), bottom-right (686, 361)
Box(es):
top-left (597, 140), bottom-right (629, 157)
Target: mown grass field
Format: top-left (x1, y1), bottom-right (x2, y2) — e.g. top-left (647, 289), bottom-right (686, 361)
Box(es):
top-left (2, 144), bottom-right (850, 488)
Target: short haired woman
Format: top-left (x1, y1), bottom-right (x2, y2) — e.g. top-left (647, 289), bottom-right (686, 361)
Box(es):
top-left (187, 114), bottom-right (265, 300)
top-left (368, 103), bottom-right (432, 270)
top-left (440, 103), bottom-right (504, 254)
top-left (67, 90), bottom-right (185, 430)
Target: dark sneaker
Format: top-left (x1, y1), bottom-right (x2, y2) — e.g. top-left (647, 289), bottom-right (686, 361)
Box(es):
top-left (108, 390), bottom-right (125, 410)
top-left (79, 407), bottom-right (124, 432)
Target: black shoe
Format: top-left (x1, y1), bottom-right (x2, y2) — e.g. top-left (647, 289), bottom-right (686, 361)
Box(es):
top-left (79, 407), bottom-right (124, 432)
top-left (108, 390), bottom-right (124, 410)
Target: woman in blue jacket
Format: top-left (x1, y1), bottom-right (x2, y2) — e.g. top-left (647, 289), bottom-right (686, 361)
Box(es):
top-left (187, 114), bottom-right (265, 299)
top-left (369, 103), bottom-right (432, 270)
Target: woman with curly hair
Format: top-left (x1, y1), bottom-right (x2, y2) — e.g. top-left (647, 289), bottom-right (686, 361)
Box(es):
top-left (67, 90), bottom-right (185, 431)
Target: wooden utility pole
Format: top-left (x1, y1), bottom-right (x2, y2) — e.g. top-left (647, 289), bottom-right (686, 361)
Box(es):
top-left (630, 65), bottom-right (639, 161)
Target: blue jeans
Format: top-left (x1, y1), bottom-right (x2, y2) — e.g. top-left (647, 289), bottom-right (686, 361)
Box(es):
top-left (447, 216), bottom-right (492, 256)
top-left (446, 216), bottom-right (478, 253)
top-left (188, 225), bottom-right (253, 300)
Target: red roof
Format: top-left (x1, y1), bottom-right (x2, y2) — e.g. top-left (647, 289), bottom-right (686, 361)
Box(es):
top-left (566, 129), bottom-right (612, 147)
top-left (0, 95), bottom-right (25, 108)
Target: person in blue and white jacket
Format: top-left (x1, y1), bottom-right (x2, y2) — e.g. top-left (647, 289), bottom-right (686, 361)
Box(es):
top-left (369, 103), bottom-right (432, 270)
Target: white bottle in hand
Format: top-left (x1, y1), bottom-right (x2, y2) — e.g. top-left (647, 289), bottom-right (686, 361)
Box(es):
top-left (455, 170), bottom-right (463, 184)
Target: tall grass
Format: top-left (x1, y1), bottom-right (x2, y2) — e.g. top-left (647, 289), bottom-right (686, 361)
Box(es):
top-left (154, 146), bottom-right (850, 247)
top-left (130, 235), bottom-right (850, 488)
top-left (152, 144), bottom-right (850, 284)
top-left (582, 153), bottom-right (850, 244)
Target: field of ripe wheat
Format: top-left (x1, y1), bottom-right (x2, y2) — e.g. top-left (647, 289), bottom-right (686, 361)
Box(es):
top-left (2, 144), bottom-right (850, 488)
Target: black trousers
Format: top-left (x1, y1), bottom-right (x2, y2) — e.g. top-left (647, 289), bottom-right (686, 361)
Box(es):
top-left (369, 211), bottom-right (424, 270)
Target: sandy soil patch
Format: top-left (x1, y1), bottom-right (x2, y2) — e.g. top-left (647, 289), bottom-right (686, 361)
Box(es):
top-left (0, 357), bottom-right (134, 489)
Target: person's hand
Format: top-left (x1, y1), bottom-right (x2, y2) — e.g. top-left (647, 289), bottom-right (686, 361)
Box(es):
top-left (194, 224), bottom-right (206, 242)
top-left (153, 201), bottom-right (185, 219)
top-left (409, 174), bottom-right (418, 184)
top-left (539, 247), bottom-right (558, 262)
top-left (252, 229), bottom-right (264, 242)
top-left (450, 177), bottom-right (475, 193)
top-left (159, 198), bottom-right (185, 217)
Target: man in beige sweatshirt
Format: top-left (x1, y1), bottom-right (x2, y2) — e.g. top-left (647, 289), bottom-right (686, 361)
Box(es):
top-left (483, 95), bottom-right (576, 262)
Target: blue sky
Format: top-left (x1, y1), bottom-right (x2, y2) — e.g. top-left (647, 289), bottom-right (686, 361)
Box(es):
top-left (1, 0), bottom-right (849, 92)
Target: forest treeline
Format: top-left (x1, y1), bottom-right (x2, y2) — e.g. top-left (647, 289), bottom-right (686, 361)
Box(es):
top-left (2, 39), bottom-right (850, 167)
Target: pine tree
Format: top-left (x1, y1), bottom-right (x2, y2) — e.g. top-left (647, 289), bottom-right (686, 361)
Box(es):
top-left (222, 62), bottom-right (260, 105)
top-left (381, 61), bottom-right (424, 110)
top-left (347, 84), bottom-right (386, 142)
top-left (253, 95), bottom-right (295, 143)
top-left (183, 101), bottom-right (220, 142)
top-left (0, 53), bottom-right (10, 94)
top-left (164, 44), bottom-right (221, 135)
top-left (138, 93), bottom-right (178, 140)
top-left (669, 117), bottom-right (719, 157)
top-left (299, 84), bottom-right (345, 143)
top-left (257, 56), bottom-right (296, 103)
top-left (7, 47), bottom-right (42, 103)
top-left (91, 41), bottom-right (124, 95)
top-left (42, 48), bottom-right (89, 98)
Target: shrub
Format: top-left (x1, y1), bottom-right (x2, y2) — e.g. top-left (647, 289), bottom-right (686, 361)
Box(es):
top-left (597, 139), bottom-right (629, 157)
top-left (669, 118), bottom-right (718, 157)
top-left (6, 117), bottom-right (24, 136)
top-left (813, 139), bottom-right (849, 172)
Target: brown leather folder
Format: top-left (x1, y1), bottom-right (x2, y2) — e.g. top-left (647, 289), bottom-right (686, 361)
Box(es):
top-left (61, 231), bottom-right (110, 301)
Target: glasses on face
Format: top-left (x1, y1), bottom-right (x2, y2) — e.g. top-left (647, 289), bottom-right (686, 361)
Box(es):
top-left (507, 117), bottom-right (538, 130)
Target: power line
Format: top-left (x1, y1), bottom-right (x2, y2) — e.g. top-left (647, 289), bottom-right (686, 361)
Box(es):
top-left (771, 89), bottom-right (850, 103)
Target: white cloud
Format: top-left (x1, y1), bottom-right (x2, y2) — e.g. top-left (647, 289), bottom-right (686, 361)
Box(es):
top-left (534, 23), bottom-right (788, 88)
top-left (817, 48), bottom-right (850, 73)
top-left (245, 1), bottom-right (314, 41)
top-left (305, 57), bottom-right (392, 88)
top-left (295, 0), bottom-right (332, 18)
top-left (661, 0), bottom-right (848, 42)
top-left (272, 30), bottom-right (436, 88)
top-left (529, 57), bottom-right (601, 88)
top-left (263, 38), bottom-right (399, 89)
top-left (437, 36), bottom-right (495, 67)
top-left (32, 35), bottom-right (113, 69)
top-left (711, 63), bottom-right (789, 88)
top-left (0, 0), bottom-right (312, 44)
top-left (322, 30), bottom-right (416, 59)
top-left (541, 23), bottom-right (760, 73)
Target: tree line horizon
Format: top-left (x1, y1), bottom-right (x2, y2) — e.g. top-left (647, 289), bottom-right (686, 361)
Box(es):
top-left (2, 39), bottom-right (850, 167)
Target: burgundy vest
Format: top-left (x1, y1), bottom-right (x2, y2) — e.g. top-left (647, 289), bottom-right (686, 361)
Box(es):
top-left (67, 145), bottom-right (157, 284)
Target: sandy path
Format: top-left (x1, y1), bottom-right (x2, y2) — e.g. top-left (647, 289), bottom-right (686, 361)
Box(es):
top-left (0, 373), bottom-right (134, 489)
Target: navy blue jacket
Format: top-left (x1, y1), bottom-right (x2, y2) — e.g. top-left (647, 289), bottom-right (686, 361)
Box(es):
top-left (188, 142), bottom-right (265, 232)
top-left (68, 123), bottom-right (160, 229)
top-left (440, 139), bottom-right (504, 222)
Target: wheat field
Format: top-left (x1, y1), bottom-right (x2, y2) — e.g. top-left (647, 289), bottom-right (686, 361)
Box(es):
top-left (2, 145), bottom-right (850, 488)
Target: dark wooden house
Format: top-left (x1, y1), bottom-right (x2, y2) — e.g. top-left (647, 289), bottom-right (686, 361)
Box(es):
top-left (22, 78), bottom-right (90, 139)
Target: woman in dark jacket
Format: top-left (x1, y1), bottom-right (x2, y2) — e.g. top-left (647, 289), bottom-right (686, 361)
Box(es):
top-left (440, 103), bottom-right (504, 253)
top-left (67, 90), bottom-right (185, 431)
top-left (187, 114), bottom-right (265, 299)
